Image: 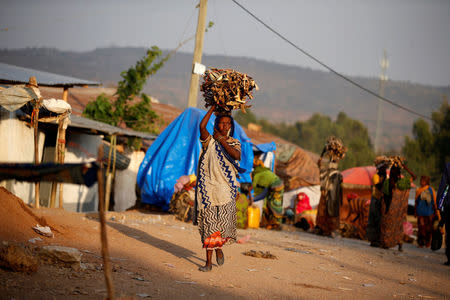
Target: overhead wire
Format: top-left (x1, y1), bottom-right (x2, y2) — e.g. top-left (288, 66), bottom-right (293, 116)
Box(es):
top-left (211, 0), bottom-right (228, 57)
top-left (173, 4), bottom-right (197, 50)
top-left (230, 0), bottom-right (432, 121)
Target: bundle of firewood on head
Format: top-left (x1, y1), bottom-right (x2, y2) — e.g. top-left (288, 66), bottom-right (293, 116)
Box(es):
top-left (321, 136), bottom-right (347, 163)
top-left (374, 155), bottom-right (390, 169)
top-left (389, 155), bottom-right (406, 169)
top-left (374, 155), bottom-right (405, 170)
top-left (200, 68), bottom-right (258, 115)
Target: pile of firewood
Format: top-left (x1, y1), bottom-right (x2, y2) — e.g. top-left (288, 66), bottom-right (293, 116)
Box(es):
top-left (200, 68), bottom-right (258, 114)
top-left (374, 155), bottom-right (405, 169)
top-left (324, 136), bottom-right (347, 162)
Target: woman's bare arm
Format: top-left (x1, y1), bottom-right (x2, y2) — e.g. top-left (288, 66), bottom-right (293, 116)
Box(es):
top-left (215, 136), bottom-right (241, 160)
top-left (200, 105), bottom-right (216, 141)
top-left (403, 164), bottom-right (417, 181)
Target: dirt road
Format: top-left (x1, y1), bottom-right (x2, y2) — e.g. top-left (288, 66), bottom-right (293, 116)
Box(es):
top-left (1, 202), bottom-right (449, 300)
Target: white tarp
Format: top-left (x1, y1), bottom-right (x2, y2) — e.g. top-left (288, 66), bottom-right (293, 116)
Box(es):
top-left (0, 85), bottom-right (40, 112)
top-left (42, 98), bottom-right (72, 114)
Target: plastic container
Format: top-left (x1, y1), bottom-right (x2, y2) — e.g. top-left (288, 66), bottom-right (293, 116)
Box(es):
top-left (247, 205), bottom-right (261, 229)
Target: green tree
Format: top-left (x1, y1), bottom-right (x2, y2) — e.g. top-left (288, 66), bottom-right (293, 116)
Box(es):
top-left (82, 93), bottom-right (115, 125)
top-left (432, 101), bottom-right (450, 172)
top-left (83, 46), bottom-right (168, 149)
top-left (334, 112), bottom-right (375, 170)
top-left (402, 100), bottom-right (449, 186)
top-left (402, 119), bottom-right (435, 181)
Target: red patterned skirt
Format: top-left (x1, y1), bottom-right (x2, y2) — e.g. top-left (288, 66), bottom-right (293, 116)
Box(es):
top-left (380, 189), bottom-right (409, 248)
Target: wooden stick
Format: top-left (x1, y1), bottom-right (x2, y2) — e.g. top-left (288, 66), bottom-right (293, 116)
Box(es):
top-left (34, 104), bottom-right (40, 209)
top-left (27, 76), bottom-right (41, 209)
top-left (58, 118), bottom-right (68, 209)
top-left (62, 86), bottom-right (69, 102)
top-left (104, 135), bottom-right (117, 211)
top-left (104, 137), bottom-right (113, 212)
top-left (97, 146), bottom-right (115, 300)
top-left (49, 120), bottom-right (63, 208)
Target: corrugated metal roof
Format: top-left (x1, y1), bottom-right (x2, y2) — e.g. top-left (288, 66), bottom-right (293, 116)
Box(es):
top-left (68, 115), bottom-right (157, 140)
top-left (0, 62), bottom-right (101, 87)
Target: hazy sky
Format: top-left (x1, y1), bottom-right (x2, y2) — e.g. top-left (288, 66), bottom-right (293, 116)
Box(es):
top-left (1, 0), bottom-right (449, 86)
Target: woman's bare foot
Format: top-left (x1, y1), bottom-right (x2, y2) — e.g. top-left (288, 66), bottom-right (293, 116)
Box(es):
top-left (198, 264), bottom-right (212, 272)
top-left (216, 248), bottom-right (224, 266)
top-left (199, 249), bottom-right (213, 271)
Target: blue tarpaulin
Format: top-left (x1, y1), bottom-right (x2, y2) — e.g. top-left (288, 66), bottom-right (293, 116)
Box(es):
top-left (253, 141), bottom-right (276, 153)
top-left (253, 141), bottom-right (276, 171)
top-left (137, 107), bottom-right (254, 211)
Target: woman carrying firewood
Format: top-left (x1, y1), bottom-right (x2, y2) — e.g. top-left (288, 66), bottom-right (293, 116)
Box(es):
top-left (194, 104), bottom-right (242, 272)
top-left (315, 136), bottom-right (346, 238)
top-left (194, 68), bottom-right (257, 272)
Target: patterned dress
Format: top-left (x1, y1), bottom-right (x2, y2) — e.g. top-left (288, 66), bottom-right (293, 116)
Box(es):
top-left (195, 135), bottom-right (240, 249)
top-left (380, 188), bottom-right (409, 248)
top-left (315, 162), bottom-right (343, 236)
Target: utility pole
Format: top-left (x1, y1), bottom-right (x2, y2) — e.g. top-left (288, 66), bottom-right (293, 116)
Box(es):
top-left (374, 50), bottom-right (389, 154)
top-left (187, 0), bottom-right (208, 108)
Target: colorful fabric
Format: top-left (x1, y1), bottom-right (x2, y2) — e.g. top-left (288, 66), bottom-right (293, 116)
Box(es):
top-left (195, 135), bottom-right (240, 248)
top-left (315, 162), bottom-right (343, 236)
top-left (196, 136), bottom-right (241, 209)
top-left (252, 165), bottom-right (279, 196)
top-left (344, 197), bottom-right (370, 240)
top-left (261, 179), bottom-right (284, 228)
top-left (197, 200), bottom-right (237, 249)
top-left (380, 189), bottom-right (409, 248)
top-left (295, 192), bottom-right (311, 214)
top-left (252, 166), bottom-right (284, 228)
top-left (415, 186), bottom-right (436, 217)
top-left (202, 231), bottom-right (229, 249)
top-left (236, 193), bottom-right (249, 229)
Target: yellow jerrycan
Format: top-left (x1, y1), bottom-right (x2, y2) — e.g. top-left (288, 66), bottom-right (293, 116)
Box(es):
top-left (247, 205), bottom-right (260, 229)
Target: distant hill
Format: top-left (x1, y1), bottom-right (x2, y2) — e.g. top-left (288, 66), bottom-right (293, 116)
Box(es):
top-left (1, 47), bottom-right (448, 151)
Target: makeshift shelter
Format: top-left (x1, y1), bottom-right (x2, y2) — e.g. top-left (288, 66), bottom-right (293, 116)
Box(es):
top-left (37, 115), bottom-right (156, 212)
top-left (137, 107), bottom-right (254, 211)
top-left (339, 166), bottom-right (375, 237)
top-left (341, 166), bottom-right (375, 202)
top-left (0, 62), bottom-right (99, 210)
top-left (275, 143), bottom-right (321, 211)
top-left (0, 65), bottom-right (155, 212)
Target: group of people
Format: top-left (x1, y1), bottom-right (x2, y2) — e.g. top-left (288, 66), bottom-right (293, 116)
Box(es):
top-left (192, 104), bottom-right (450, 271)
top-left (310, 141), bottom-right (449, 265)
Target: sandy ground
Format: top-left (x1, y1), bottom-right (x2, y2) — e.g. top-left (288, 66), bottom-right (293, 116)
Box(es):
top-left (0, 189), bottom-right (449, 300)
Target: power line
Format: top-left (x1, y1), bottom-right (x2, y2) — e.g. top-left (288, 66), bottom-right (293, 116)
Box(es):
top-left (230, 0), bottom-right (432, 121)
